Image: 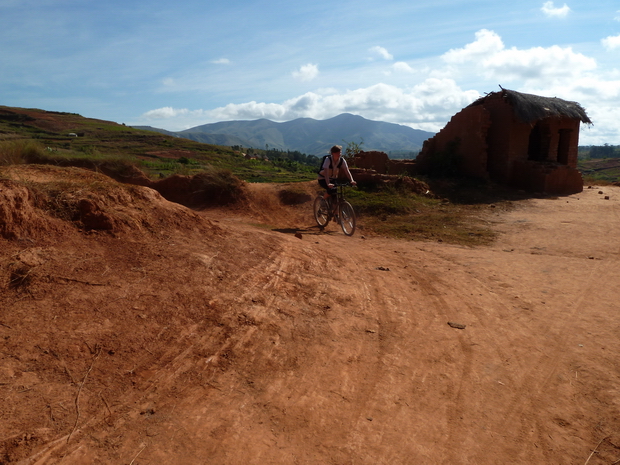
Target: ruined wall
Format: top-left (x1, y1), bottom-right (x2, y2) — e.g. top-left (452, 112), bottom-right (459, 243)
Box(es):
top-left (352, 151), bottom-right (390, 172)
top-left (352, 151), bottom-right (417, 176)
top-left (387, 160), bottom-right (417, 176)
top-left (544, 165), bottom-right (583, 194)
top-left (511, 160), bottom-right (583, 194)
top-left (416, 105), bottom-right (491, 178)
top-left (349, 168), bottom-right (431, 194)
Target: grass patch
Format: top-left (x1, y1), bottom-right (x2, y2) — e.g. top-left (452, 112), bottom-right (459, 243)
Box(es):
top-left (361, 207), bottom-right (497, 245)
top-left (582, 176), bottom-right (615, 186)
top-left (578, 158), bottom-right (620, 184)
top-left (348, 187), bottom-right (437, 216)
top-left (345, 178), bottom-right (518, 246)
top-left (0, 140), bottom-right (48, 165)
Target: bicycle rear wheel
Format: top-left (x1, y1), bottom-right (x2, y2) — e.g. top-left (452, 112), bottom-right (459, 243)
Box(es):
top-left (339, 201), bottom-right (356, 236)
top-left (313, 196), bottom-right (330, 228)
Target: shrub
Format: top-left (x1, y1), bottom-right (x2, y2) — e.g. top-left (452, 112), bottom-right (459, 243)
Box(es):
top-left (278, 186), bottom-right (312, 205)
top-left (192, 166), bottom-right (245, 205)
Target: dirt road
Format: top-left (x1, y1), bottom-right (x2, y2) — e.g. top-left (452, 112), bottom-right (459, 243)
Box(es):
top-left (1, 167), bottom-right (619, 464)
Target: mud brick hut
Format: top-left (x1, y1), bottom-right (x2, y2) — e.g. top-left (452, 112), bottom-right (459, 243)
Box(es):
top-left (416, 88), bottom-right (592, 194)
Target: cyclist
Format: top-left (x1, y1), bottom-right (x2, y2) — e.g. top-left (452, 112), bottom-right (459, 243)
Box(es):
top-left (317, 145), bottom-right (357, 214)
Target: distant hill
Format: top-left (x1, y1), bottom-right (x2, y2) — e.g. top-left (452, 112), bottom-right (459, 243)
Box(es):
top-left (141, 114), bottom-right (435, 156)
top-left (132, 126), bottom-right (251, 148)
top-left (132, 126), bottom-right (181, 138)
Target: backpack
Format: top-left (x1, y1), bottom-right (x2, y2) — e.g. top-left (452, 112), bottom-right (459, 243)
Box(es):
top-left (317, 155), bottom-right (343, 175)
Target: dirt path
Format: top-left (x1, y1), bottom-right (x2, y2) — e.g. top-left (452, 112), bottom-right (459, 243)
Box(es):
top-left (1, 170), bottom-right (619, 464)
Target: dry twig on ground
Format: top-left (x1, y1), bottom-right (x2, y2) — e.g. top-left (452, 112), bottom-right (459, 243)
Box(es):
top-left (67, 346), bottom-right (102, 443)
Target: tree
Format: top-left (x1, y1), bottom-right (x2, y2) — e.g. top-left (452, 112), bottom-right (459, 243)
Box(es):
top-left (589, 144), bottom-right (617, 159)
top-left (343, 138), bottom-right (364, 160)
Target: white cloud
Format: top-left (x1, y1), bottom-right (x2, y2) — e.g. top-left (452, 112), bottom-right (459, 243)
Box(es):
top-left (292, 63), bottom-right (319, 82)
top-left (218, 80), bottom-right (478, 130)
top-left (142, 107), bottom-right (189, 119)
top-left (211, 58), bottom-right (231, 65)
top-left (541, 1), bottom-right (571, 18)
top-left (485, 45), bottom-right (596, 81)
top-left (392, 62), bottom-right (414, 73)
top-left (369, 46), bottom-right (393, 61)
top-left (602, 34), bottom-right (620, 51)
top-left (442, 29), bottom-right (596, 84)
top-left (443, 29), bottom-right (504, 63)
top-left (138, 80), bottom-right (480, 133)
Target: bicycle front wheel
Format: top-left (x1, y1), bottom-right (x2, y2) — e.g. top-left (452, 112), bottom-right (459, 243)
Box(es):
top-left (339, 201), bottom-right (356, 236)
top-left (313, 196), bottom-right (330, 228)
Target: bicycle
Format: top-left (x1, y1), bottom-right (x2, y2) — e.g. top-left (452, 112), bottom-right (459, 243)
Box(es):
top-left (313, 181), bottom-right (357, 236)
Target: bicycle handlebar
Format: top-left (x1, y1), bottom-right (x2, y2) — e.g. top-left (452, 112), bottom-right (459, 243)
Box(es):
top-left (329, 180), bottom-right (354, 187)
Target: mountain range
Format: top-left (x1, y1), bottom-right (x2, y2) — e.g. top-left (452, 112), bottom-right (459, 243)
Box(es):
top-left (135, 113), bottom-right (434, 156)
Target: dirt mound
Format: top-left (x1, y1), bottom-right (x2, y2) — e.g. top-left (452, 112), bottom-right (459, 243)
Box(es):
top-left (150, 171), bottom-right (244, 207)
top-left (351, 168), bottom-right (430, 193)
top-left (0, 165), bottom-right (219, 241)
top-left (1, 164), bottom-right (620, 464)
top-left (0, 179), bottom-right (70, 241)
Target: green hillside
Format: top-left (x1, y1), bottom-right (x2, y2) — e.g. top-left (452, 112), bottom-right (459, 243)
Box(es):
top-left (0, 106), bottom-right (317, 182)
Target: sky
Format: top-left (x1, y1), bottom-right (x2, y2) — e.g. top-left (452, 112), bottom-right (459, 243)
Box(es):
top-left (1, 0), bottom-right (619, 145)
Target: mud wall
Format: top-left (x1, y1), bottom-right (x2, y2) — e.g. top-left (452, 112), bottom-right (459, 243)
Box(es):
top-left (416, 105), bottom-right (491, 179)
top-left (511, 160), bottom-right (583, 194)
top-left (480, 94), bottom-right (525, 183)
top-left (352, 151), bottom-right (417, 176)
top-left (418, 92), bottom-right (583, 194)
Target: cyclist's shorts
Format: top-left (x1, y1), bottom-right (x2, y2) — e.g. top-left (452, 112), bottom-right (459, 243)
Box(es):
top-left (318, 179), bottom-right (337, 195)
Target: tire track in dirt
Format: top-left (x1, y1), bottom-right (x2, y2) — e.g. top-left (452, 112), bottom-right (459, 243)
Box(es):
top-left (331, 247), bottom-right (412, 460)
top-left (418, 244), bottom-right (615, 463)
top-left (116, 227), bottom-right (392, 463)
top-left (415, 247), bottom-right (552, 462)
top-left (310, 239), bottom-right (480, 462)
top-left (206, 231), bottom-right (456, 462)
top-left (451, 254), bottom-right (611, 462)
top-left (362, 235), bottom-right (616, 463)
top-left (494, 259), bottom-right (605, 462)
top-left (400, 263), bottom-right (475, 463)
top-left (257, 235), bottom-right (391, 461)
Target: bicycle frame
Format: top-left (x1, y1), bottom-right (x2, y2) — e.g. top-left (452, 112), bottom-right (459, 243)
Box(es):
top-left (314, 180), bottom-right (356, 235)
top-left (327, 181), bottom-right (356, 236)
top-left (327, 181), bottom-right (350, 212)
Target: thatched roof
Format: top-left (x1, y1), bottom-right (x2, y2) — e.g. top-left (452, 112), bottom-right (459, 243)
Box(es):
top-left (470, 88), bottom-right (592, 125)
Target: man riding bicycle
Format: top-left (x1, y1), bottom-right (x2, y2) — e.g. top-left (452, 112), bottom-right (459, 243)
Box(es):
top-left (314, 145), bottom-right (358, 235)
top-left (317, 145), bottom-right (357, 211)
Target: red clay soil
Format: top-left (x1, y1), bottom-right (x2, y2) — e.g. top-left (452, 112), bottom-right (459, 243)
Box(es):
top-left (1, 165), bottom-right (619, 464)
